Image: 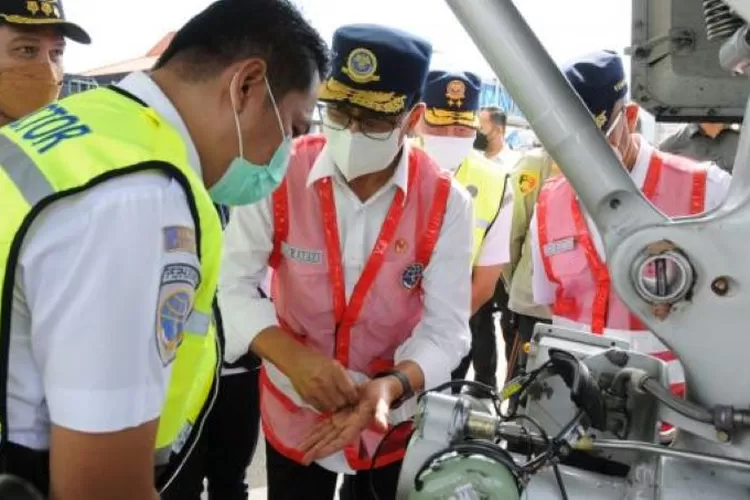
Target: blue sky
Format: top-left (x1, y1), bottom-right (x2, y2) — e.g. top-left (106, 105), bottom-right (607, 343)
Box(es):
top-left (62, 0), bottom-right (632, 78)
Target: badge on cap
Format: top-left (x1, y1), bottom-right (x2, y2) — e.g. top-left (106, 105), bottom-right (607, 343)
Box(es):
top-left (446, 80), bottom-right (466, 108)
top-left (343, 48), bottom-right (380, 84)
top-left (402, 263), bottom-right (425, 290)
top-left (27, 0), bottom-right (60, 17)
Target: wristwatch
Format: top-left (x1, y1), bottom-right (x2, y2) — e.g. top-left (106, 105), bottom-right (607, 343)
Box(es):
top-left (375, 369), bottom-right (414, 408)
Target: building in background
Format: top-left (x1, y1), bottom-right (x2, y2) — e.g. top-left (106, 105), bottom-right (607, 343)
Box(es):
top-left (78, 32), bottom-right (175, 86)
top-left (60, 74), bottom-right (99, 98)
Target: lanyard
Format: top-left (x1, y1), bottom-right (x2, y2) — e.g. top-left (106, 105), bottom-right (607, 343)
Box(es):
top-left (315, 161), bottom-right (416, 366)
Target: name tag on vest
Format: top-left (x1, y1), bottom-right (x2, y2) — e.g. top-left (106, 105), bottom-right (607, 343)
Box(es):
top-left (282, 242), bottom-right (322, 264)
top-left (543, 237), bottom-right (575, 257)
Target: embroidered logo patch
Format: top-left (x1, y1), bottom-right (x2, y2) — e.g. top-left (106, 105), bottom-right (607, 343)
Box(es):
top-left (281, 242), bottom-right (323, 264)
top-left (543, 237), bottom-right (575, 257)
top-left (163, 226), bottom-right (196, 254)
top-left (344, 48), bottom-right (380, 84)
top-left (445, 79), bottom-right (466, 108)
top-left (517, 169), bottom-right (539, 196)
top-left (402, 263), bottom-right (425, 290)
top-left (155, 263), bottom-right (200, 365)
top-left (158, 290), bottom-right (191, 364)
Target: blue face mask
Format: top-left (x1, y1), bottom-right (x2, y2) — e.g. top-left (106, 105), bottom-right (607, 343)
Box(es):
top-left (209, 75), bottom-right (292, 206)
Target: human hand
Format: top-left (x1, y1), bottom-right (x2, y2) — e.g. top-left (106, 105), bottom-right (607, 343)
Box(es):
top-left (285, 347), bottom-right (359, 412)
top-left (299, 377), bottom-right (401, 464)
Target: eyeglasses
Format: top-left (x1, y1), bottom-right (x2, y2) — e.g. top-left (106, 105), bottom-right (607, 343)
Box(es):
top-left (319, 103), bottom-right (403, 141)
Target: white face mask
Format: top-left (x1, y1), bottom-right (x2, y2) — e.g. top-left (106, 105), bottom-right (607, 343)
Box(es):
top-left (323, 127), bottom-right (402, 182)
top-left (421, 135), bottom-right (476, 173)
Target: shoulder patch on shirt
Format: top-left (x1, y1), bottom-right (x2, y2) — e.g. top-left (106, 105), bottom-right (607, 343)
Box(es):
top-left (543, 237), bottom-right (575, 257)
top-left (155, 263), bottom-right (200, 366)
top-left (161, 262), bottom-right (201, 289)
top-left (163, 226), bottom-right (196, 254)
top-left (517, 169), bottom-right (540, 196)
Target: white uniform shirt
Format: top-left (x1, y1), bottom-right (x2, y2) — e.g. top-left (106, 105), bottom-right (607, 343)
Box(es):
top-left (474, 187), bottom-right (513, 267)
top-left (218, 141), bottom-right (473, 472)
top-left (529, 140), bottom-right (733, 306)
top-left (8, 71), bottom-right (203, 450)
top-left (486, 146), bottom-right (522, 170)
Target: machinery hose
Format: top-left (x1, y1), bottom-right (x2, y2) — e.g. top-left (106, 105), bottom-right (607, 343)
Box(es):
top-left (641, 378), bottom-right (713, 424)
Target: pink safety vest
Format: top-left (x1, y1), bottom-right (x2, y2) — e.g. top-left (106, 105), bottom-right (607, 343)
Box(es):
top-left (261, 134), bottom-right (451, 470)
top-left (537, 150), bottom-right (708, 397)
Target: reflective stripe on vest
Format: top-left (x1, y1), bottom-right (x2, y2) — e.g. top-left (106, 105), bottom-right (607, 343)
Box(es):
top-left (0, 88), bottom-right (222, 491)
top-left (454, 155), bottom-right (508, 264)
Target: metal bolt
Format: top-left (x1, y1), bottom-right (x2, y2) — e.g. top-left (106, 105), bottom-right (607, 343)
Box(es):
top-left (711, 277), bottom-right (730, 296)
top-left (609, 198), bottom-right (621, 210)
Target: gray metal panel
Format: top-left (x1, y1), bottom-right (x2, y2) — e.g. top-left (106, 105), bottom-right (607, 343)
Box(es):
top-left (630, 0), bottom-right (750, 122)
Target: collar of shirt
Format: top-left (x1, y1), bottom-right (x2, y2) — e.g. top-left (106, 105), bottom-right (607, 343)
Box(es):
top-left (305, 139), bottom-right (411, 203)
top-left (488, 147), bottom-right (521, 168)
top-left (116, 71), bottom-right (202, 178)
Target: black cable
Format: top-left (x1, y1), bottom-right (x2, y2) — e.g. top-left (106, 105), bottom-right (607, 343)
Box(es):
top-left (552, 463), bottom-right (570, 500)
top-left (545, 410), bottom-right (581, 500)
top-left (500, 360), bottom-right (553, 418)
top-left (368, 420), bottom-right (414, 500)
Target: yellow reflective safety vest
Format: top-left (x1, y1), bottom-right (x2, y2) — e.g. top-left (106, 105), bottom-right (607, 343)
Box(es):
top-left (454, 154), bottom-right (509, 264)
top-left (0, 87), bottom-right (222, 490)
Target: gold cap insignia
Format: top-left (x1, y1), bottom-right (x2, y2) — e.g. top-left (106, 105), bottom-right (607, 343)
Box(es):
top-left (445, 80), bottom-right (466, 108)
top-left (342, 48), bottom-right (380, 84)
top-left (594, 111), bottom-right (607, 129)
top-left (26, 0), bottom-right (60, 17)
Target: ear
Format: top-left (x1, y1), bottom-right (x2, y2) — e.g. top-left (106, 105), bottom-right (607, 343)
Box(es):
top-left (624, 102), bottom-right (639, 133)
top-left (227, 57), bottom-right (268, 113)
top-left (406, 103), bottom-right (425, 133)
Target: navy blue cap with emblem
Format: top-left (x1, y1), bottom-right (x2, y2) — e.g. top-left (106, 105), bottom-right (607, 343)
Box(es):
top-left (318, 23), bottom-right (432, 116)
top-left (0, 0), bottom-right (90, 44)
top-left (423, 70), bottom-right (482, 128)
top-left (562, 50), bottom-right (627, 131)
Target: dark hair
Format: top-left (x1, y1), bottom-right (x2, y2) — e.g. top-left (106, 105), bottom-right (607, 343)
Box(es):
top-left (481, 106), bottom-right (507, 127)
top-left (154, 0), bottom-right (329, 98)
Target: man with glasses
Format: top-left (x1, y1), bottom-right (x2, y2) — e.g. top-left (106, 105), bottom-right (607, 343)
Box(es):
top-left (219, 24), bottom-right (473, 500)
top-left (528, 50), bottom-right (731, 422)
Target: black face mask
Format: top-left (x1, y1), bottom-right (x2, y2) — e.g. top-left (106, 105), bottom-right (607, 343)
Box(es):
top-left (473, 132), bottom-right (490, 151)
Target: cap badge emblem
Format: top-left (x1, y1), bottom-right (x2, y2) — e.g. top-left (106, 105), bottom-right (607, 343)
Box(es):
top-left (446, 80), bottom-right (466, 108)
top-left (343, 48), bottom-right (380, 84)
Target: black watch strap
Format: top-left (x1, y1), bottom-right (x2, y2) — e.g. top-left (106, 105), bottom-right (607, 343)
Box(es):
top-left (375, 370), bottom-right (414, 405)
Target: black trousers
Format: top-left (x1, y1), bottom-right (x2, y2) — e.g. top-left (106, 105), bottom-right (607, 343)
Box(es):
top-left (451, 280), bottom-right (512, 392)
top-left (161, 369), bottom-right (261, 500)
top-left (265, 441), bottom-right (402, 500)
top-left (505, 313), bottom-right (552, 381)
